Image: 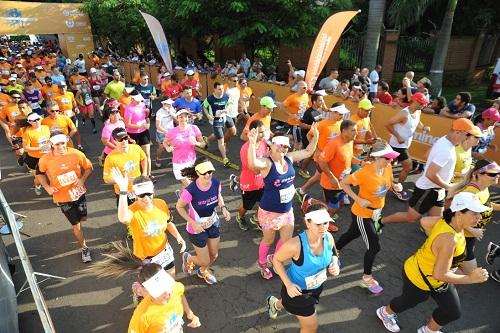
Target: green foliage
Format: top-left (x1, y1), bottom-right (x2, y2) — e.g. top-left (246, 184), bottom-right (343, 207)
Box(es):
top-left (8, 35), bottom-right (30, 42)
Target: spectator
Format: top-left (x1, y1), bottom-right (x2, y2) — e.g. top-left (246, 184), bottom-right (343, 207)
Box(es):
top-left (402, 71), bottom-right (416, 88)
top-left (402, 76), bottom-right (431, 102)
top-left (252, 57), bottom-right (263, 72)
top-left (335, 79), bottom-right (350, 98)
top-left (239, 53), bottom-right (251, 76)
top-left (368, 64), bottom-right (382, 100)
top-left (358, 67), bottom-right (371, 88)
top-left (349, 83), bottom-right (368, 102)
top-left (318, 69), bottom-right (339, 93)
top-left (422, 96), bottom-right (447, 115)
top-left (373, 81), bottom-right (392, 104)
top-left (286, 59), bottom-right (305, 92)
top-left (350, 67), bottom-right (360, 86)
top-left (472, 107), bottom-right (500, 159)
top-left (440, 92), bottom-right (476, 119)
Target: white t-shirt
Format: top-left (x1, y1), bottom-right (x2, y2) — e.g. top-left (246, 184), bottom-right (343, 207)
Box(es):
top-left (318, 77), bottom-right (339, 91)
top-left (74, 58), bottom-right (86, 74)
top-left (225, 86), bottom-right (240, 118)
top-left (416, 136), bottom-right (456, 189)
top-left (369, 70), bottom-right (379, 93)
top-left (155, 108), bottom-right (175, 134)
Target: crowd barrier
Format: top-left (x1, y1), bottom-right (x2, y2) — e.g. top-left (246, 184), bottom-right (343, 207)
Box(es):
top-left (120, 63), bottom-right (499, 163)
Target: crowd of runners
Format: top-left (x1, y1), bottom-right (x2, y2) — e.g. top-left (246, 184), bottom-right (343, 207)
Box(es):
top-left (1, 39), bottom-right (499, 333)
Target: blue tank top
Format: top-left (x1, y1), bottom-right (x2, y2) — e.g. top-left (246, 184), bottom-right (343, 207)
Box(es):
top-left (287, 232), bottom-right (333, 290)
top-left (23, 90), bottom-right (41, 103)
top-left (260, 156), bottom-right (295, 213)
top-left (186, 178), bottom-right (220, 218)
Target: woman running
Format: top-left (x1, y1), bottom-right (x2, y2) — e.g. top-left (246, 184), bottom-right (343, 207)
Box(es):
top-left (163, 109), bottom-right (205, 189)
top-left (154, 99), bottom-right (176, 168)
top-left (337, 139), bottom-right (403, 294)
top-left (247, 124), bottom-right (318, 280)
top-left (376, 192), bottom-right (490, 333)
top-left (99, 101), bottom-right (125, 166)
top-left (88, 67), bottom-right (104, 112)
top-left (75, 80), bottom-right (97, 133)
top-left (176, 158), bottom-right (230, 285)
top-left (85, 244), bottom-right (201, 332)
top-left (110, 170), bottom-right (187, 278)
top-left (267, 203), bottom-right (340, 333)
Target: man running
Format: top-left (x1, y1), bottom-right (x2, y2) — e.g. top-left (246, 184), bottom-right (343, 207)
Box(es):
top-left (104, 70), bottom-right (125, 100)
top-left (240, 96), bottom-right (276, 141)
top-left (282, 80), bottom-right (309, 149)
top-left (350, 99), bottom-right (376, 169)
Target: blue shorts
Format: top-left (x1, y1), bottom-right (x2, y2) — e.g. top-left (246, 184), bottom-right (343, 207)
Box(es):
top-left (188, 222), bottom-right (220, 248)
top-left (323, 188), bottom-right (346, 209)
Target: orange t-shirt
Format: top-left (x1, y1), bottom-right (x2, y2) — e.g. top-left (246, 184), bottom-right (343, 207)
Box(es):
top-left (347, 163), bottom-right (394, 218)
top-left (37, 148), bottom-right (93, 203)
top-left (317, 118), bottom-right (341, 151)
top-left (242, 112), bottom-right (272, 138)
top-left (22, 125), bottom-right (51, 158)
top-left (0, 104), bottom-right (24, 132)
top-left (41, 114), bottom-right (76, 135)
top-left (318, 135), bottom-right (353, 190)
top-left (41, 84), bottom-right (59, 101)
top-left (28, 79), bottom-right (43, 90)
top-left (350, 113), bottom-right (372, 156)
top-left (282, 92), bottom-right (309, 125)
top-left (119, 95), bottom-right (132, 117)
top-left (54, 91), bottom-right (76, 112)
top-left (69, 75), bottom-right (86, 91)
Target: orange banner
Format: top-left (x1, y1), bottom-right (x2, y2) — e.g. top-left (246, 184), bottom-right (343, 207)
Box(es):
top-left (305, 10), bottom-right (360, 89)
top-left (0, 1), bottom-right (91, 34)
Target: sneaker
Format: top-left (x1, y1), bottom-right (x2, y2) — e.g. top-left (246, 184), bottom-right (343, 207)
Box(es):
top-left (328, 221), bottom-right (338, 233)
top-left (249, 215), bottom-right (261, 230)
top-left (175, 189), bottom-right (181, 199)
top-left (236, 215), bottom-right (250, 231)
top-left (301, 194), bottom-right (312, 213)
top-left (258, 262), bottom-right (273, 280)
top-left (376, 306), bottom-right (400, 332)
top-left (92, 128), bottom-right (97, 134)
top-left (266, 254), bottom-right (274, 269)
top-left (486, 242), bottom-right (500, 265)
top-left (34, 185), bottom-right (43, 196)
top-left (155, 159), bottom-right (161, 168)
top-left (298, 169), bottom-right (311, 179)
top-left (77, 145), bottom-right (85, 152)
top-left (361, 276), bottom-right (383, 294)
top-left (267, 295), bottom-right (280, 319)
top-left (417, 326), bottom-right (442, 333)
top-left (295, 188), bottom-right (306, 203)
top-left (196, 268), bottom-right (217, 285)
top-left (229, 174), bottom-right (239, 192)
top-left (202, 136), bottom-right (209, 149)
top-left (17, 156), bottom-right (24, 167)
top-left (223, 158), bottom-right (231, 168)
top-left (343, 195), bottom-right (351, 205)
top-left (98, 156), bottom-right (105, 167)
top-left (81, 247), bottom-right (92, 263)
top-left (392, 189), bottom-right (410, 201)
top-left (182, 252), bottom-right (194, 275)
top-left (490, 270), bottom-right (500, 283)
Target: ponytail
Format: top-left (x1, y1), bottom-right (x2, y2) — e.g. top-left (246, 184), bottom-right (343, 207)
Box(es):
top-left (81, 241), bottom-right (143, 278)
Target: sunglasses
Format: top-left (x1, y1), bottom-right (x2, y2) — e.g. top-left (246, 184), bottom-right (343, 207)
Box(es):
top-left (232, 80), bottom-right (238, 82)
top-left (29, 118), bottom-right (41, 122)
top-left (116, 135), bottom-right (129, 142)
top-left (198, 170), bottom-right (213, 176)
top-left (12, 96), bottom-right (21, 99)
top-left (275, 144), bottom-right (290, 149)
top-left (49, 109), bottom-right (62, 113)
top-left (482, 172), bottom-right (499, 177)
top-left (240, 81), bottom-right (247, 84)
top-left (109, 110), bottom-right (119, 114)
top-left (383, 157), bottom-right (393, 161)
top-left (137, 192), bottom-right (153, 198)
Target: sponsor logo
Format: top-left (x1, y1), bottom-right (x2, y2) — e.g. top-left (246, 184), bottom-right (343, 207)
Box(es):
top-left (413, 130), bottom-right (440, 146)
top-left (1, 9), bottom-right (37, 27)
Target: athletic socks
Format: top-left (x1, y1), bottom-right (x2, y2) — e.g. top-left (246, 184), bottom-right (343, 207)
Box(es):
top-left (258, 242), bottom-right (271, 265)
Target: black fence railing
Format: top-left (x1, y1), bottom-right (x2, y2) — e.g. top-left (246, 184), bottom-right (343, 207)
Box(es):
top-left (394, 36), bottom-right (435, 72)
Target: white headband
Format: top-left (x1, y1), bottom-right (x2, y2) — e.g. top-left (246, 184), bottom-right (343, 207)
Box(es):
top-left (132, 181), bottom-right (154, 195)
top-left (304, 209), bottom-right (333, 224)
top-left (49, 134), bottom-right (68, 145)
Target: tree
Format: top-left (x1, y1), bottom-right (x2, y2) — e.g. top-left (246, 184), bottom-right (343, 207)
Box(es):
top-left (361, 0), bottom-right (386, 70)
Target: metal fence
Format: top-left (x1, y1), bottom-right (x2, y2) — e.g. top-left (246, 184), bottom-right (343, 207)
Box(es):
top-left (394, 36), bottom-right (435, 72)
top-left (339, 35), bottom-right (385, 70)
top-left (477, 34), bottom-right (498, 67)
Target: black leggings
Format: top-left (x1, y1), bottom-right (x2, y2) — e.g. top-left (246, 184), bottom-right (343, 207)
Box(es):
top-left (390, 269), bottom-right (461, 326)
top-left (336, 214), bottom-right (380, 275)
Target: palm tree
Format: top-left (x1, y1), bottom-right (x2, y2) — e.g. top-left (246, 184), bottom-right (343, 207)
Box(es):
top-left (362, 0), bottom-right (387, 70)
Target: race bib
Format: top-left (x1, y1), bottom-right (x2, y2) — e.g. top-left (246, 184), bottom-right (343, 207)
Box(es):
top-left (279, 185), bottom-right (295, 204)
top-left (151, 243), bottom-right (174, 268)
top-left (61, 98), bottom-right (70, 104)
top-left (57, 170), bottom-right (78, 187)
top-left (68, 185), bottom-right (86, 201)
top-left (30, 102), bottom-right (40, 109)
top-left (198, 211), bottom-right (218, 229)
top-left (305, 269), bottom-right (327, 290)
top-left (372, 208), bottom-right (382, 223)
top-left (92, 85), bottom-right (101, 91)
top-left (163, 313), bottom-right (184, 333)
top-left (84, 96), bottom-right (93, 105)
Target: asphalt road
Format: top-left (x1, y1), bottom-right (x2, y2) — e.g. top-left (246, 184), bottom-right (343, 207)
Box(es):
top-left (1, 115), bottom-right (499, 333)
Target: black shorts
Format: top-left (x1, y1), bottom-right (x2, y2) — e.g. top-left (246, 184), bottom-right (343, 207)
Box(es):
top-left (128, 130), bottom-right (151, 146)
top-left (188, 223), bottom-right (220, 248)
top-left (70, 116), bottom-right (78, 128)
top-left (465, 237), bottom-right (476, 261)
top-left (58, 195), bottom-right (87, 225)
top-left (213, 117), bottom-right (235, 139)
top-left (409, 186), bottom-right (445, 214)
top-left (391, 146), bottom-right (410, 162)
top-left (24, 154), bottom-right (39, 170)
top-left (281, 283), bottom-right (323, 317)
top-left (242, 188), bottom-right (264, 210)
top-left (323, 188), bottom-right (344, 209)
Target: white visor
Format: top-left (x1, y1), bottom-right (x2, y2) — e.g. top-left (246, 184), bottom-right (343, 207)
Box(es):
top-left (304, 209), bottom-right (334, 224)
top-left (131, 94), bottom-right (144, 102)
top-left (370, 145), bottom-right (400, 160)
top-left (329, 105), bottom-right (349, 114)
top-left (269, 136), bottom-right (290, 147)
top-left (161, 98), bottom-right (175, 105)
top-left (133, 181), bottom-right (154, 195)
top-left (124, 87), bottom-right (135, 94)
top-left (49, 134), bottom-right (68, 145)
top-left (141, 269), bottom-right (175, 298)
top-left (315, 89), bottom-right (327, 96)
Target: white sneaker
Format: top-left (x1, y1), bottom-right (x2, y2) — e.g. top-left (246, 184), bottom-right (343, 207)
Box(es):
top-left (81, 247), bottom-right (92, 263)
top-left (376, 306), bottom-right (400, 332)
top-left (417, 326), bottom-right (442, 333)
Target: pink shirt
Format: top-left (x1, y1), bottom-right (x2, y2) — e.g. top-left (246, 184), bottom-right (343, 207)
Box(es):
top-left (101, 119), bottom-right (125, 154)
top-left (165, 125), bottom-right (202, 164)
top-left (239, 140), bottom-right (267, 191)
top-left (124, 102), bottom-right (148, 134)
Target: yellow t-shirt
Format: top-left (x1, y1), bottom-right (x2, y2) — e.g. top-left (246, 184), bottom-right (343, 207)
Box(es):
top-left (350, 113), bottom-right (371, 156)
top-left (452, 145), bottom-right (472, 183)
top-left (22, 125), bottom-right (51, 158)
top-left (404, 219), bottom-right (466, 291)
top-left (103, 144), bottom-right (146, 193)
top-left (463, 185), bottom-right (492, 237)
top-left (104, 80), bottom-right (125, 100)
top-left (128, 282), bottom-right (185, 333)
top-left (128, 198), bottom-right (171, 260)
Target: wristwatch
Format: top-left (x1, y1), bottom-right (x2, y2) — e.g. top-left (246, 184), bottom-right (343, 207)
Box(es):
top-left (119, 191), bottom-right (128, 196)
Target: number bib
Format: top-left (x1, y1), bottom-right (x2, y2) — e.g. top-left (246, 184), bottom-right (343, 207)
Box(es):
top-left (305, 269), bottom-right (327, 290)
top-left (57, 170), bottom-right (78, 186)
top-left (92, 85), bottom-right (101, 91)
top-left (150, 243), bottom-right (174, 268)
top-left (68, 186), bottom-right (86, 201)
top-left (198, 211), bottom-right (218, 229)
top-left (279, 185), bottom-right (295, 204)
top-left (30, 102), bottom-right (40, 109)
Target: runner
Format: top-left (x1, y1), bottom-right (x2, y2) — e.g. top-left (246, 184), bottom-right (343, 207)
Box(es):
top-left (99, 102), bottom-right (125, 166)
top-left (266, 203), bottom-right (340, 333)
top-left (182, 69), bottom-right (201, 99)
top-left (336, 140), bottom-right (403, 294)
top-left (22, 112), bottom-right (51, 195)
top-left (75, 80), bottom-right (97, 133)
top-left (247, 124), bottom-right (319, 280)
top-left (163, 109), bottom-right (205, 189)
top-left (134, 73), bottom-right (157, 113)
top-left (41, 76), bottom-right (59, 103)
top-left (22, 81), bottom-right (44, 116)
top-left (223, 74), bottom-right (240, 143)
top-left (282, 80), bottom-right (309, 150)
top-left (236, 78), bottom-right (254, 126)
top-left (154, 99), bottom-right (176, 168)
top-left (451, 130), bottom-right (481, 183)
top-left (173, 86), bottom-right (203, 121)
top-left (472, 107), bottom-right (499, 159)
top-left (350, 99), bottom-right (376, 170)
top-left (88, 67), bottom-right (104, 112)
top-left (41, 101), bottom-right (79, 147)
top-left (240, 96), bottom-right (276, 141)
top-left (53, 81), bottom-right (84, 150)
top-left (36, 132), bottom-right (93, 263)
top-left (0, 91), bottom-right (25, 146)
top-left (376, 192), bottom-right (490, 333)
top-left (386, 92), bottom-right (430, 200)
top-left (103, 70), bottom-right (125, 100)
top-left (381, 118), bottom-right (483, 226)
top-left (177, 158), bottom-right (231, 285)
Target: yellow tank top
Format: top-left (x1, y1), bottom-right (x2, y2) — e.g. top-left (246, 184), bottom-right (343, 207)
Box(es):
top-left (463, 185), bottom-right (492, 237)
top-left (404, 219), bottom-right (466, 291)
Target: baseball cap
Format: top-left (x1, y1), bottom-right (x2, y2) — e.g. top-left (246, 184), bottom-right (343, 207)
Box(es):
top-left (131, 94), bottom-right (144, 102)
top-left (27, 113), bottom-right (42, 122)
top-left (304, 209), bottom-right (334, 224)
top-left (358, 99), bottom-right (374, 110)
top-left (268, 136), bottom-right (290, 147)
top-left (260, 96), bottom-right (277, 109)
top-left (90, 67), bottom-right (97, 73)
top-left (163, 72), bottom-right (171, 77)
top-left (8, 77), bottom-right (16, 81)
top-left (49, 133), bottom-right (68, 145)
top-left (133, 181), bottom-right (154, 196)
top-left (411, 92), bottom-right (429, 105)
top-left (450, 192), bottom-right (491, 213)
top-left (58, 81), bottom-right (67, 87)
top-left (370, 144), bottom-right (400, 160)
top-left (141, 268), bottom-right (175, 298)
top-left (16, 63), bottom-right (22, 68)
top-left (452, 118), bottom-right (482, 137)
top-left (294, 70), bottom-right (306, 78)
top-left (65, 59), bottom-right (71, 64)
top-left (111, 127), bottom-right (128, 140)
top-left (195, 161), bottom-right (215, 174)
top-left (481, 107), bottom-right (500, 122)
top-left (175, 109), bottom-right (190, 117)
top-left (186, 69), bottom-right (194, 76)
top-left (161, 99), bottom-right (175, 105)
top-left (329, 104), bottom-right (349, 114)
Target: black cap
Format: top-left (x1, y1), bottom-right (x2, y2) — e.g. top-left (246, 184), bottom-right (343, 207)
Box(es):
top-left (111, 127), bottom-right (128, 140)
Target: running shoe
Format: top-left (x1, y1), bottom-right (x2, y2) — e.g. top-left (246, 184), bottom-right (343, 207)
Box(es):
top-left (267, 295), bottom-right (280, 319)
top-left (77, 145), bottom-right (85, 152)
top-left (361, 276), bottom-right (383, 294)
top-left (236, 215), bottom-right (250, 231)
top-left (417, 326), bottom-right (442, 333)
top-left (300, 194), bottom-right (312, 213)
top-left (223, 158), bottom-right (231, 168)
top-left (392, 189), bottom-right (410, 201)
top-left (295, 188), bottom-right (306, 204)
top-left (81, 247), bottom-right (92, 263)
top-left (298, 169), bottom-right (311, 179)
top-left (376, 306), bottom-right (400, 332)
top-left (229, 174), bottom-right (239, 192)
top-left (328, 222), bottom-right (338, 233)
top-left (486, 242), bottom-right (500, 265)
top-left (98, 156), bottom-right (105, 167)
top-left (182, 252), bottom-right (194, 275)
top-left (149, 175), bottom-right (157, 183)
top-left (266, 254), bottom-right (274, 269)
top-left (34, 185), bottom-right (43, 196)
top-left (175, 189), bottom-right (180, 199)
top-left (92, 128), bottom-right (97, 134)
top-left (343, 194), bottom-right (351, 205)
top-left (196, 268), bottom-right (217, 285)
top-left (82, 119), bottom-right (86, 126)
top-left (490, 270), bottom-right (500, 283)
top-left (202, 136), bottom-right (209, 149)
top-left (258, 262), bottom-right (273, 280)
top-left (155, 159), bottom-right (161, 168)
top-left (249, 215), bottom-right (261, 230)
